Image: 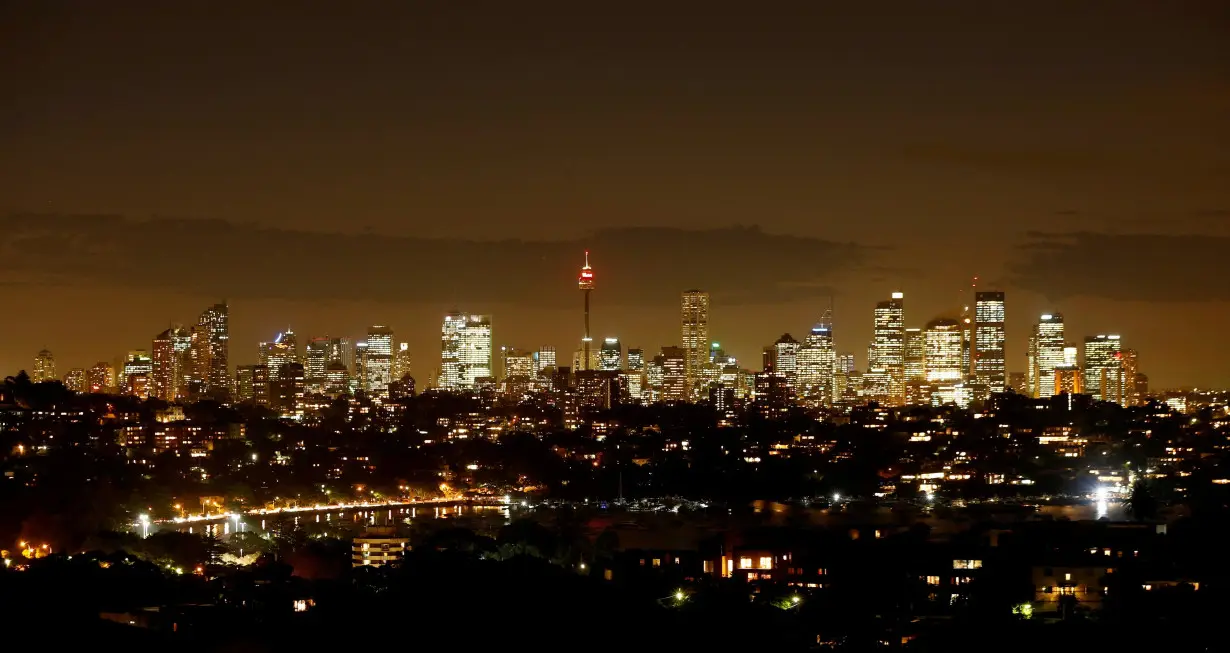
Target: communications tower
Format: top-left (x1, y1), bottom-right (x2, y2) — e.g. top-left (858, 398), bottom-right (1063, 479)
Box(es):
top-left (578, 251), bottom-right (595, 371)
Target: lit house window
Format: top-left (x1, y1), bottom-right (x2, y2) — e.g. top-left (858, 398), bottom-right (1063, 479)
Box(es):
top-left (739, 557), bottom-right (753, 569)
top-left (652, 558), bottom-right (661, 567)
top-left (1064, 573), bottom-right (1072, 581)
top-left (925, 576), bottom-right (941, 586)
top-left (953, 560), bottom-right (982, 570)
top-left (759, 556), bottom-right (773, 570)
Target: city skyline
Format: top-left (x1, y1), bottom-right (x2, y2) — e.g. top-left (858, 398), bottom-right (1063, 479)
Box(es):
top-left (2, 3), bottom-right (1227, 388)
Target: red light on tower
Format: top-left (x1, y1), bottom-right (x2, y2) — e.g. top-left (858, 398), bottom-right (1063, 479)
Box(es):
top-left (578, 250), bottom-right (595, 290)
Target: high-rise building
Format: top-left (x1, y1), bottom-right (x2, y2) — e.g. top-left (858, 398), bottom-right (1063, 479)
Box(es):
top-left (659, 346), bottom-right (687, 402)
top-left (365, 326), bottom-right (394, 398)
top-left (235, 364), bottom-right (270, 406)
top-left (440, 313), bottom-right (492, 390)
top-left (328, 337), bottom-right (355, 374)
top-left (960, 302), bottom-right (973, 381)
top-left (501, 347), bottom-right (535, 380)
top-left (535, 346), bottom-right (557, 373)
top-left (1030, 314), bottom-right (1065, 398)
top-left (903, 328), bottom-right (925, 382)
top-left (32, 348), bottom-right (56, 383)
top-left (680, 290), bottom-right (710, 396)
top-left (923, 318), bottom-right (964, 383)
top-left (354, 341), bottom-right (369, 392)
top-left (773, 334), bottom-right (800, 379)
top-left (797, 311), bottom-right (836, 407)
top-left (86, 362), bottom-right (115, 394)
top-left (869, 292), bottom-right (905, 404)
top-left (198, 302), bottom-right (229, 399)
top-left (1121, 349), bottom-right (1140, 405)
top-left (261, 331), bottom-right (299, 382)
top-left (272, 362), bottom-right (306, 418)
top-left (599, 337), bottom-right (623, 371)
top-left (1083, 334), bottom-right (1123, 402)
top-left (973, 291), bottom-right (1006, 393)
top-left (152, 327), bottom-right (190, 401)
top-left (578, 251), bottom-right (595, 371)
top-left (305, 337), bottom-right (330, 390)
top-left (123, 350), bottom-right (153, 398)
top-left (63, 368), bottom-right (86, 393)
top-left (184, 325), bottom-right (212, 399)
top-left (393, 343), bottom-right (412, 381)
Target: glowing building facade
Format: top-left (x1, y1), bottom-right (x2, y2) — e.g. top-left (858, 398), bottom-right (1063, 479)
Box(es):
top-left (440, 312), bottom-right (492, 390)
top-left (1030, 313), bottom-right (1065, 398)
top-left (33, 348), bottom-right (56, 383)
top-left (680, 290), bottom-right (710, 397)
top-left (870, 292), bottom-right (905, 404)
top-left (599, 337), bottom-right (623, 371)
top-left (923, 318), bottom-right (964, 383)
top-left (974, 291), bottom-right (1006, 393)
top-left (659, 346), bottom-right (687, 402)
top-left (1083, 334), bottom-right (1123, 403)
top-left (904, 327), bottom-right (925, 382)
top-left (797, 312), bottom-right (836, 407)
top-left (198, 302), bottom-right (229, 399)
top-left (365, 325), bottom-right (394, 397)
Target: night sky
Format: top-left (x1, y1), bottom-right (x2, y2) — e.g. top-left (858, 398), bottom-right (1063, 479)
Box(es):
top-left (2, 1), bottom-right (1228, 387)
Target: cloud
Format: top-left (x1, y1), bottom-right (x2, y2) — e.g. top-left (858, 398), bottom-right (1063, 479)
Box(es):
top-left (0, 214), bottom-right (872, 307)
top-left (1007, 231), bottom-right (1230, 302)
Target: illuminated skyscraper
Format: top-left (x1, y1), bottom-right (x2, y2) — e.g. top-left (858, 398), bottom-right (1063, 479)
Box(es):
top-left (627, 348), bottom-right (644, 373)
top-left (973, 291), bottom-right (1006, 393)
top-left (328, 337), bottom-right (355, 374)
top-left (535, 346), bottom-right (557, 373)
top-left (773, 333), bottom-right (800, 379)
top-left (393, 343), bottom-right (412, 381)
top-left (261, 331), bottom-right (299, 382)
top-left (198, 302), bottom-right (229, 399)
top-left (1121, 349), bottom-right (1140, 405)
top-left (365, 325), bottom-right (394, 397)
top-left (1083, 334), bottom-right (1123, 403)
top-left (681, 290), bottom-right (710, 396)
top-left (659, 346), bottom-right (687, 402)
top-left (305, 337), bottom-right (330, 392)
top-left (152, 327), bottom-right (189, 401)
top-left (440, 312), bottom-right (492, 390)
top-left (923, 318), bottom-right (964, 383)
top-left (32, 348), bottom-right (56, 383)
top-left (624, 347), bottom-right (646, 402)
top-left (235, 364), bottom-right (270, 406)
top-left (599, 337), bottom-right (623, 371)
top-left (797, 310), bottom-right (836, 407)
top-left (123, 350), bottom-right (153, 398)
top-left (87, 362), bottom-right (115, 394)
top-left (869, 292), bottom-right (905, 403)
top-left (578, 251), bottom-right (595, 371)
top-left (501, 347), bottom-right (535, 380)
top-left (903, 328), bottom-right (925, 382)
top-left (1030, 313), bottom-right (1065, 398)
top-left (63, 368), bottom-right (86, 393)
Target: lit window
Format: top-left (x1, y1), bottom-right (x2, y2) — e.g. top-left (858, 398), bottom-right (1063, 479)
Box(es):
top-left (925, 576), bottom-right (941, 586)
top-left (953, 560), bottom-right (982, 570)
top-left (739, 557), bottom-right (753, 569)
top-left (759, 556), bottom-right (773, 570)
top-left (1064, 573), bottom-right (1072, 581)
top-left (652, 558), bottom-right (661, 568)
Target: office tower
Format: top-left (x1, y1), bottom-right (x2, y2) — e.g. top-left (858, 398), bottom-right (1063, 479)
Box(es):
top-left (1029, 313), bottom-right (1065, 398)
top-left (960, 302), bottom-right (973, 380)
top-left (924, 318), bottom-right (964, 382)
top-left (798, 312), bottom-right (836, 407)
top-left (87, 362), bottom-right (115, 394)
top-left (1054, 364), bottom-right (1082, 395)
top-left (577, 251), bottom-right (595, 371)
top-left (327, 337), bottom-right (355, 373)
top-left (365, 325), bottom-right (394, 397)
top-left (152, 327), bottom-right (189, 401)
top-left (393, 343), bottom-right (412, 381)
top-left (502, 347), bottom-right (535, 383)
top-left (903, 328), bottom-right (925, 382)
top-left (305, 337), bottom-right (330, 390)
top-left (535, 346), bottom-right (557, 373)
top-left (659, 346), bottom-right (687, 402)
top-left (123, 350), bottom-right (153, 398)
top-left (627, 348), bottom-right (644, 373)
top-left (32, 349), bottom-right (56, 383)
top-left (439, 312), bottom-right (492, 390)
top-left (272, 362), bottom-right (306, 417)
top-left (572, 346), bottom-right (599, 372)
top-left (1083, 334), bottom-right (1123, 402)
top-left (324, 362), bottom-right (350, 398)
top-left (762, 346), bottom-right (777, 373)
top-left (598, 337), bottom-right (623, 371)
top-left (973, 291), bottom-right (1007, 393)
top-left (869, 292), bottom-right (905, 403)
top-left (183, 325), bottom-right (212, 398)
top-left (1008, 372), bottom-right (1027, 395)
top-left (63, 368), bottom-right (86, 393)
top-left (680, 290), bottom-right (710, 396)
top-left (235, 364), bottom-right (270, 406)
top-left (1121, 349), bottom-right (1140, 405)
top-left (354, 341), bottom-right (369, 392)
top-left (622, 347), bottom-right (645, 402)
top-left (198, 302), bottom-right (229, 399)
top-left (261, 331), bottom-right (299, 382)
top-left (837, 353), bottom-right (855, 374)
top-left (773, 333), bottom-right (800, 377)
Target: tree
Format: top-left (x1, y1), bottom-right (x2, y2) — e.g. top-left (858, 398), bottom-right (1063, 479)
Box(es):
top-left (1125, 481), bottom-right (1159, 522)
